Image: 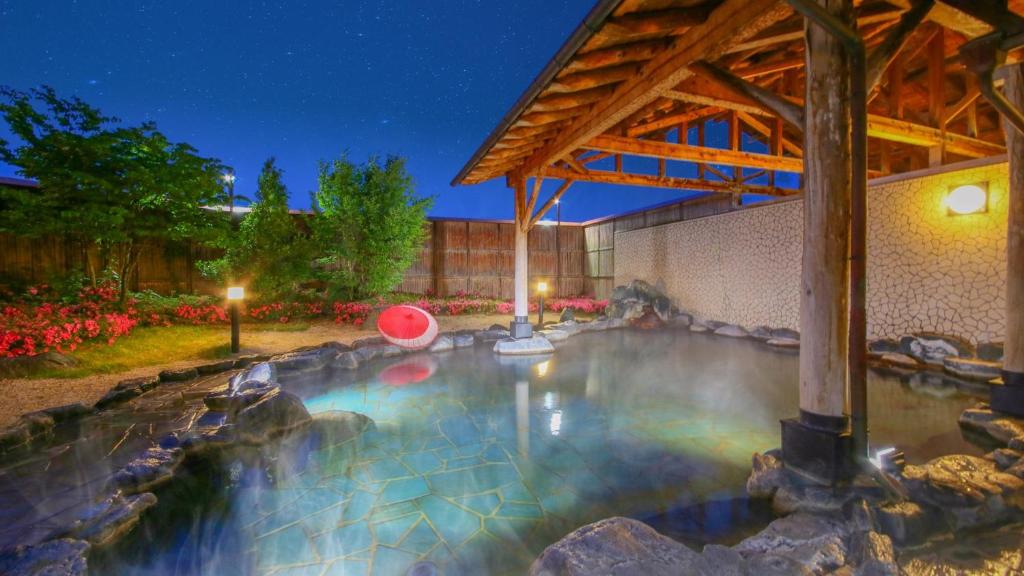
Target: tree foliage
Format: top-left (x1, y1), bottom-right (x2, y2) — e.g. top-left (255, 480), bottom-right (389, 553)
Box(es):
top-left (0, 86), bottom-right (228, 300)
top-left (198, 158), bottom-right (313, 300)
top-left (313, 155), bottom-right (432, 300)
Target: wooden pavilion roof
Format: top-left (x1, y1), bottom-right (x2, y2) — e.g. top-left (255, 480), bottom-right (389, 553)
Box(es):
top-left (453, 0), bottom-right (1024, 197)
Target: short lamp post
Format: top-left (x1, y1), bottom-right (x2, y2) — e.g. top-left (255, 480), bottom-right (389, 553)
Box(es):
top-left (537, 281), bottom-right (548, 327)
top-left (227, 287), bottom-right (244, 353)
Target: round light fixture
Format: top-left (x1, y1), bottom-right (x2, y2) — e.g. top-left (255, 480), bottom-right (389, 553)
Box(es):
top-left (946, 184), bottom-right (987, 215)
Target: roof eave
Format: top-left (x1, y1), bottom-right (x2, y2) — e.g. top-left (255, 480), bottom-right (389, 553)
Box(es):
top-left (450, 0), bottom-right (625, 187)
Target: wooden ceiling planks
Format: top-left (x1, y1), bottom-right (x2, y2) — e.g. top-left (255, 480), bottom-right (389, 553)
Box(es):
top-left (455, 0), bottom-right (1024, 189)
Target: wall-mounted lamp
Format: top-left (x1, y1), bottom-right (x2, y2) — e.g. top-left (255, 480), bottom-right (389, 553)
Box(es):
top-left (945, 183), bottom-right (988, 216)
top-left (227, 287), bottom-right (244, 353)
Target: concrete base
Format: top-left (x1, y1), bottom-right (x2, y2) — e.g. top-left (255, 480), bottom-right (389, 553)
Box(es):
top-left (510, 318), bottom-right (533, 339)
top-left (991, 370), bottom-right (1024, 418)
top-left (494, 336), bottom-right (554, 356)
top-left (781, 412), bottom-right (854, 486)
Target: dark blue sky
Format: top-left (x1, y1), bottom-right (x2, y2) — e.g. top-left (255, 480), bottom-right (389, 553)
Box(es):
top-left (0, 1), bottom-right (796, 221)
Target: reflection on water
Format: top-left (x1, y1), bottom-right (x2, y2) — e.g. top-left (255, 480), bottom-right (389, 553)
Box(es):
top-left (95, 330), bottom-right (982, 575)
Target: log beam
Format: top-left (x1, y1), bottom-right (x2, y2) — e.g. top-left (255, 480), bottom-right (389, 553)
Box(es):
top-left (1001, 63), bottom-right (1024, 397)
top-left (528, 179), bottom-right (575, 229)
top-left (541, 166), bottom-right (796, 195)
top-left (583, 134), bottom-right (804, 172)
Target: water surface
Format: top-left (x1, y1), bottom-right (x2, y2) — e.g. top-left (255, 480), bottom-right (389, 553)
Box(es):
top-left (96, 329), bottom-right (983, 575)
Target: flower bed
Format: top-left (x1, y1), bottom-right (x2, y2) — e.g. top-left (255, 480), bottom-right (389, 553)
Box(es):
top-left (0, 284), bottom-right (606, 358)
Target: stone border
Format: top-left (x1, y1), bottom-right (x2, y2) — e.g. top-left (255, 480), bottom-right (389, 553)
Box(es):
top-left (0, 320), bottom-right (625, 574)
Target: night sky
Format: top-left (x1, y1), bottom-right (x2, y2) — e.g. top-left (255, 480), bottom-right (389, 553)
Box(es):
top-left (1, 1), bottom-right (795, 222)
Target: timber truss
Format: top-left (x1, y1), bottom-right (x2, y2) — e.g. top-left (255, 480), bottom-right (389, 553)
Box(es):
top-left (454, 0), bottom-right (1024, 229)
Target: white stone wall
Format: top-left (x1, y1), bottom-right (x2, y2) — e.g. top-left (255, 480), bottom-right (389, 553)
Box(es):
top-left (615, 159), bottom-right (1009, 344)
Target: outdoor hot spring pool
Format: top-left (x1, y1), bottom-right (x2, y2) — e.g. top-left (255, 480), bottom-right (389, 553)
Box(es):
top-left (93, 329), bottom-right (984, 575)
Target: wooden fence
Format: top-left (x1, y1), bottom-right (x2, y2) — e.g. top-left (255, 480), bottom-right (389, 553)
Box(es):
top-left (0, 195), bottom-right (746, 300)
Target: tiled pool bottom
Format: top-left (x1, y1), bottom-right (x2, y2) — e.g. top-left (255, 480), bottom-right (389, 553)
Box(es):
top-left (95, 330), bottom-right (983, 576)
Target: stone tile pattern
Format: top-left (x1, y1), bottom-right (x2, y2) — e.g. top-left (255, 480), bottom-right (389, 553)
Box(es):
top-left (615, 199), bottom-right (802, 331)
top-left (615, 161), bottom-right (1010, 344)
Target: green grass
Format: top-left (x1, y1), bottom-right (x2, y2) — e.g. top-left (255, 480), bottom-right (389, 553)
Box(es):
top-left (16, 321), bottom-right (311, 380)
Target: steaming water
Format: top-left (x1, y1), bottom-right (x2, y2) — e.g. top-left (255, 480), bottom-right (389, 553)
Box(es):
top-left (94, 329), bottom-right (983, 575)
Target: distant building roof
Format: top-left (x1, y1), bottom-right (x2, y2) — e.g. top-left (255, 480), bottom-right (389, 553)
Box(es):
top-left (0, 176), bottom-right (39, 189)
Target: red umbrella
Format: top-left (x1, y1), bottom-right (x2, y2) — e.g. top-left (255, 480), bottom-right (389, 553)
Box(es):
top-left (379, 355), bottom-right (437, 386)
top-left (377, 305), bottom-right (439, 350)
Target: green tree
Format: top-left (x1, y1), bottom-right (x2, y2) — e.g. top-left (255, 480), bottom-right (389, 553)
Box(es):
top-left (0, 86), bottom-right (228, 301)
top-left (199, 158), bottom-right (313, 300)
top-left (313, 155), bottom-right (432, 300)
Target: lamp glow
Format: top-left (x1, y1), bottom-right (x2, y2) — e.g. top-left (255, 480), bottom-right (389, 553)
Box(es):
top-left (227, 286), bottom-right (245, 300)
top-left (945, 184), bottom-right (987, 215)
top-left (536, 360), bottom-right (550, 378)
top-left (537, 281), bottom-right (548, 294)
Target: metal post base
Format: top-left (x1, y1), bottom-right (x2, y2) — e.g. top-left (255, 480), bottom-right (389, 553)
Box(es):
top-left (991, 370), bottom-right (1024, 417)
top-left (510, 317), bottom-right (533, 339)
top-left (781, 410), bottom-right (855, 486)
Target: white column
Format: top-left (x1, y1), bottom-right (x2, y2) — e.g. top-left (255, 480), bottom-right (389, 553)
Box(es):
top-left (514, 221), bottom-right (529, 320)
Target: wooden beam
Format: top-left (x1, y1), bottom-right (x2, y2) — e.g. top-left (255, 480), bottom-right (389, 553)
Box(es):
top-left (865, 0), bottom-right (935, 90)
top-left (738, 111), bottom-right (803, 157)
top-left (601, 6), bottom-right (716, 38)
top-left (547, 64), bottom-right (640, 94)
top-left (584, 134), bottom-right (804, 172)
top-left (541, 166), bottom-right (796, 195)
top-left (563, 39), bottom-right (673, 74)
top-left (532, 86), bottom-right (618, 112)
top-left (688, 60), bottom-right (805, 128)
top-left (1003, 63), bottom-right (1024, 377)
top-left (867, 115), bottom-right (1003, 157)
top-left (518, 0), bottom-right (791, 177)
top-left (528, 180), bottom-right (574, 229)
top-left (626, 107), bottom-right (723, 137)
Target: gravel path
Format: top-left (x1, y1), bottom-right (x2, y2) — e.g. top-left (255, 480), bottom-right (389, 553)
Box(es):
top-left (0, 314), bottom-right (510, 428)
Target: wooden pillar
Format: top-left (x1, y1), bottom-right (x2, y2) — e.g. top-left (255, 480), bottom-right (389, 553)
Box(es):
top-left (510, 176), bottom-right (532, 339)
top-left (1000, 64), bottom-right (1024, 397)
top-left (800, 0), bottom-right (852, 420)
top-left (782, 0), bottom-right (855, 485)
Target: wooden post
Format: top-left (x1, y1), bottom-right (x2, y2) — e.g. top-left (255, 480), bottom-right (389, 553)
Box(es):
top-left (782, 0), bottom-right (855, 485)
top-left (999, 64), bottom-right (1024, 399)
top-left (510, 176), bottom-right (533, 339)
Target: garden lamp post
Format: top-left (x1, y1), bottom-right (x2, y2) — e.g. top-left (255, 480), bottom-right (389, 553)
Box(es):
top-left (227, 287), bottom-right (244, 353)
top-left (537, 281), bottom-right (547, 327)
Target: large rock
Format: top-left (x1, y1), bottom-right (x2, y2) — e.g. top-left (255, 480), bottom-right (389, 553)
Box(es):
top-left (232, 388), bottom-right (312, 444)
top-left (959, 407), bottom-right (1024, 444)
top-left (750, 326), bottom-right (774, 341)
top-left (0, 538), bottom-right (89, 575)
top-left (529, 517), bottom-right (702, 576)
top-left (158, 367), bottom-right (198, 382)
top-left (203, 382), bottom-right (275, 413)
top-left (714, 324), bottom-right (749, 339)
top-left (899, 333), bottom-right (973, 366)
top-left (606, 280), bottom-right (673, 326)
top-left (546, 321), bottom-right (581, 336)
top-left (879, 353), bottom-right (919, 370)
top-left (538, 329), bottom-right (569, 343)
top-left (451, 331), bottom-right (475, 348)
top-left (766, 337), bottom-right (800, 350)
top-left (977, 341), bottom-right (1005, 363)
top-left (113, 446), bottom-right (184, 494)
top-left (427, 334), bottom-right (454, 353)
top-left (56, 493), bottom-right (157, 547)
top-left (868, 339), bottom-right (901, 355)
top-left (900, 454), bottom-right (1024, 530)
top-left (494, 337), bottom-right (555, 356)
top-left (873, 501), bottom-right (940, 546)
top-left (270, 345), bottom-right (339, 373)
top-left (474, 329), bottom-right (510, 346)
top-left (331, 351), bottom-right (362, 370)
top-left (943, 357), bottom-right (1001, 381)
top-left (734, 513), bottom-right (849, 574)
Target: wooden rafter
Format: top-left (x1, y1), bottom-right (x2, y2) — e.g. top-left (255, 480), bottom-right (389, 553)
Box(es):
top-left (583, 134), bottom-right (804, 172)
top-left (516, 0), bottom-right (792, 177)
top-left (541, 166), bottom-right (796, 195)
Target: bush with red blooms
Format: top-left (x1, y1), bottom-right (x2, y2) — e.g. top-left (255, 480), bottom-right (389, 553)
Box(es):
top-left (1, 282), bottom-right (139, 358)
top-left (1, 283), bottom-right (607, 358)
